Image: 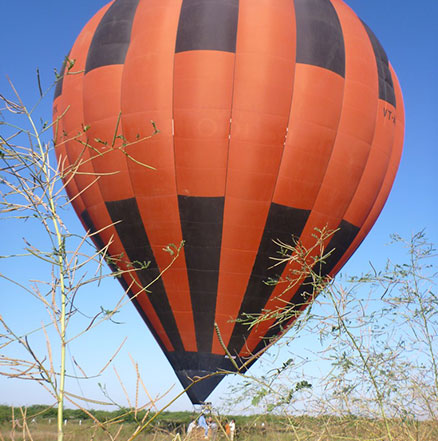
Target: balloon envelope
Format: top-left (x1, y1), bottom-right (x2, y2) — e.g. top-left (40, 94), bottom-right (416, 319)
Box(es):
top-left (53, 0), bottom-right (404, 404)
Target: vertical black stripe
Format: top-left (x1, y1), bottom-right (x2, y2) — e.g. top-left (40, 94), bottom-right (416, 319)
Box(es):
top-left (251, 219), bottom-right (360, 355)
top-left (175, 0), bottom-right (239, 53)
top-left (178, 195), bottom-right (224, 353)
top-left (227, 204), bottom-right (310, 355)
top-left (294, 0), bottom-right (345, 77)
top-left (106, 198), bottom-right (184, 351)
top-left (85, 0), bottom-right (140, 74)
top-left (54, 51), bottom-right (71, 100)
top-left (318, 219), bottom-right (360, 275)
top-left (361, 21), bottom-right (396, 106)
top-left (81, 209), bottom-right (169, 353)
top-left (119, 277), bottom-right (170, 355)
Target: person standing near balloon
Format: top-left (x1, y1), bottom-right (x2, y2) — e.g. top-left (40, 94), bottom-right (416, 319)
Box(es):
top-left (207, 417), bottom-right (218, 441)
top-left (229, 420), bottom-right (236, 441)
top-left (197, 413), bottom-right (209, 439)
top-left (187, 419), bottom-right (197, 436)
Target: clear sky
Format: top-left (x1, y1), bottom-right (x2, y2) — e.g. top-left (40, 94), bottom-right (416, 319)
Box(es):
top-left (0, 0), bottom-right (437, 412)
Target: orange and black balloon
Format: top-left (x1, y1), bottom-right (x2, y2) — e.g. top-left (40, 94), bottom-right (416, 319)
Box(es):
top-left (53, 0), bottom-right (404, 404)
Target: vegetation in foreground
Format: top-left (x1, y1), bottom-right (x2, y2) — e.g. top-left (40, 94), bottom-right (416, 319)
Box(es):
top-left (0, 408), bottom-right (437, 441)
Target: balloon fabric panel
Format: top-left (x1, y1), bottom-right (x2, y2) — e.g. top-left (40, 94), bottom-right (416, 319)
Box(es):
top-left (361, 20), bottom-right (396, 106)
top-left (213, 0), bottom-right (298, 355)
top-left (85, 0), bottom-right (140, 73)
top-left (54, 0), bottom-right (405, 404)
top-left (294, 0), bottom-right (345, 77)
top-left (175, 0), bottom-right (239, 53)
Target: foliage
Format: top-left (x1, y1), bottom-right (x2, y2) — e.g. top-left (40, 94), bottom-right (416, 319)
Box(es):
top-left (225, 230), bottom-right (437, 440)
top-left (0, 75), bottom-right (181, 441)
top-left (1, 410), bottom-right (437, 441)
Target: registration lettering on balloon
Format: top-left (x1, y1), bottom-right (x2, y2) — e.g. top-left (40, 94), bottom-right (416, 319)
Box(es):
top-left (383, 108), bottom-right (397, 124)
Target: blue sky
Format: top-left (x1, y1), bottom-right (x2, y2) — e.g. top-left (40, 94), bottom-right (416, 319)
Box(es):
top-left (0, 0), bottom-right (437, 412)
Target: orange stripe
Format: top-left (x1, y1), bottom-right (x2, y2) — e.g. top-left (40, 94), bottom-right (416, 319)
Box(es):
top-left (273, 65), bottom-right (345, 208)
top-left (59, 17), bottom-right (110, 212)
top-left (331, 64), bottom-right (405, 275)
top-left (212, 0), bottom-right (297, 354)
top-left (53, 4), bottom-right (112, 217)
top-left (242, 0), bottom-right (381, 356)
top-left (119, 0), bottom-right (197, 351)
top-left (343, 100), bottom-right (396, 227)
top-left (53, 96), bottom-right (86, 216)
top-left (82, 65), bottom-right (135, 202)
top-left (173, 50), bottom-right (235, 197)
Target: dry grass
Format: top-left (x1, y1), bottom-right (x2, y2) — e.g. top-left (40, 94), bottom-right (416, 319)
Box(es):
top-left (0, 421), bottom-right (168, 441)
top-left (1, 418), bottom-right (437, 441)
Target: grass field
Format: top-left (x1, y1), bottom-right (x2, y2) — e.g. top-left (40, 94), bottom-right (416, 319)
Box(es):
top-left (1, 417), bottom-right (437, 441)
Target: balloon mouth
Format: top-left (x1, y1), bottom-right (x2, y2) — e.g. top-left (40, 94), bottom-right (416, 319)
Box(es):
top-left (175, 369), bottom-right (227, 405)
top-left (166, 352), bottom-right (254, 404)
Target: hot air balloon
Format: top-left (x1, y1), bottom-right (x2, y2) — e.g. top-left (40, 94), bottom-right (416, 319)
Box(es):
top-left (53, 0), bottom-right (404, 404)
